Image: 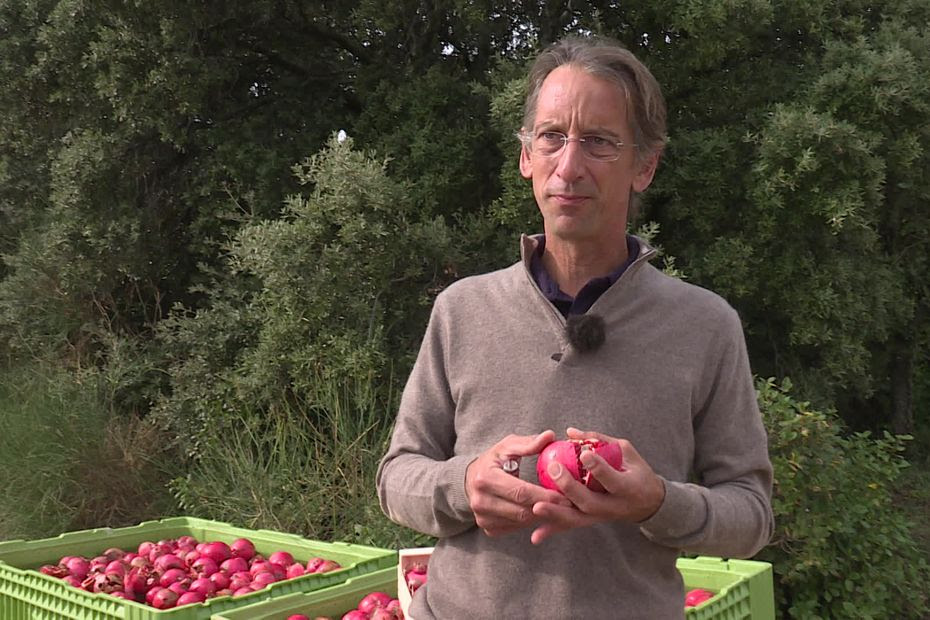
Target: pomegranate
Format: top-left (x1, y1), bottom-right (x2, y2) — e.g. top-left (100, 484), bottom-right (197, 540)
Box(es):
top-left (63, 575), bottom-right (83, 588)
top-left (176, 535), bottom-right (198, 549)
top-left (341, 611), bottom-right (368, 620)
top-left (228, 570), bottom-right (253, 591)
top-left (39, 564), bottom-right (69, 578)
top-left (268, 562), bottom-right (287, 580)
top-left (180, 549), bottom-right (201, 565)
top-left (313, 559), bottom-right (341, 573)
top-left (188, 577), bottom-right (216, 598)
top-left (177, 590), bottom-right (206, 606)
top-left (63, 556), bottom-right (90, 579)
top-left (230, 537), bottom-right (256, 560)
top-left (286, 563), bottom-right (307, 579)
top-left (192, 556), bottom-right (220, 577)
top-left (358, 591), bottom-right (392, 614)
top-left (84, 572), bottom-right (122, 594)
top-left (167, 581), bottom-right (188, 596)
top-left (153, 554), bottom-right (184, 572)
top-left (252, 570), bottom-right (277, 588)
top-left (89, 556), bottom-right (108, 573)
top-left (305, 557), bottom-right (326, 573)
top-left (104, 560), bottom-right (126, 577)
top-left (209, 570), bottom-right (231, 590)
top-left (405, 567), bottom-right (427, 594)
top-left (199, 541), bottom-right (232, 564)
top-left (150, 587), bottom-right (179, 609)
top-left (268, 550), bottom-right (295, 567)
top-left (536, 438), bottom-right (623, 492)
top-left (159, 567), bottom-right (189, 588)
top-left (249, 559), bottom-right (273, 576)
top-left (123, 568), bottom-right (148, 600)
top-left (685, 588), bottom-right (714, 607)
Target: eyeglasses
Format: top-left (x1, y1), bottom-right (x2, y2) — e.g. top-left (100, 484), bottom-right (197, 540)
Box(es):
top-left (518, 130), bottom-right (636, 162)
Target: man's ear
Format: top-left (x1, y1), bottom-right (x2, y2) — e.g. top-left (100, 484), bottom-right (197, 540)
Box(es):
top-left (519, 139), bottom-right (533, 179)
top-left (632, 150), bottom-right (661, 193)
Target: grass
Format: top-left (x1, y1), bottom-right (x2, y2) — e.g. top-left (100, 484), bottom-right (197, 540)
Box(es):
top-left (169, 372), bottom-right (433, 551)
top-left (0, 363), bottom-right (179, 541)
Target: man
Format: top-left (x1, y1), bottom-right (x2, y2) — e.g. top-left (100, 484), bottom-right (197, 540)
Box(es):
top-left (377, 35), bottom-right (773, 619)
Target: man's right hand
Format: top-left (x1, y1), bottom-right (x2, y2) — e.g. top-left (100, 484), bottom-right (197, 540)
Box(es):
top-left (465, 430), bottom-right (572, 537)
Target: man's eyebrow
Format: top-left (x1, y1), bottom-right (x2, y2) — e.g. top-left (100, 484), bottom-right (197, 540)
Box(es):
top-left (532, 122), bottom-right (622, 139)
top-left (585, 127), bottom-right (623, 139)
top-left (533, 120), bottom-right (563, 132)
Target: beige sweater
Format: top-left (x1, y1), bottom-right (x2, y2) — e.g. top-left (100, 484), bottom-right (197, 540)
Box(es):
top-left (377, 235), bottom-right (773, 619)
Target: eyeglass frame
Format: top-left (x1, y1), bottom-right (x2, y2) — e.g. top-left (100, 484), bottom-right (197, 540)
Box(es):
top-left (516, 130), bottom-right (638, 162)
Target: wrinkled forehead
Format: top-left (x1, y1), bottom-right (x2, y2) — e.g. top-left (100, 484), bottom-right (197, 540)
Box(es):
top-left (530, 65), bottom-right (632, 134)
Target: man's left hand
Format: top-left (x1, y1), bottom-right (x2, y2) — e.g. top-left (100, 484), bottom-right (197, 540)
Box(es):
top-left (529, 427), bottom-right (666, 545)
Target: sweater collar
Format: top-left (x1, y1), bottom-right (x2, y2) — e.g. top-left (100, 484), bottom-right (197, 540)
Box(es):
top-left (519, 233), bottom-right (657, 273)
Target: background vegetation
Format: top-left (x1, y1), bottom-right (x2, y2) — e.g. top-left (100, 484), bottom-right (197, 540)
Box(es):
top-left (1, 0), bottom-right (928, 617)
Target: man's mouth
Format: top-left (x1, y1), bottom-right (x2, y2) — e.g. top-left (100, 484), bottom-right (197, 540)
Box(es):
top-left (550, 193), bottom-right (589, 205)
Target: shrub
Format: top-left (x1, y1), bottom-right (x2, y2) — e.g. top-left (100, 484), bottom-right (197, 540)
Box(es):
top-left (756, 378), bottom-right (930, 619)
top-left (153, 134), bottom-right (460, 457)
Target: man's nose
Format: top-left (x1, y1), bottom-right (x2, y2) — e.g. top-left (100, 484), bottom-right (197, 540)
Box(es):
top-left (554, 139), bottom-right (586, 181)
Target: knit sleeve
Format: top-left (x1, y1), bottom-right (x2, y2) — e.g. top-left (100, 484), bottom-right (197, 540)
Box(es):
top-left (375, 293), bottom-right (477, 538)
top-left (638, 306), bottom-right (774, 558)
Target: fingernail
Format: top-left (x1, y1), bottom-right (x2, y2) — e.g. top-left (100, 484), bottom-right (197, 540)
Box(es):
top-left (547, 462), bottom-right (562, 479)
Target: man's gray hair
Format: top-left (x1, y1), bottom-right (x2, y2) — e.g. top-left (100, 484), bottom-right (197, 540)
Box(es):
top-left (522, 35), bottom-right (667, 163)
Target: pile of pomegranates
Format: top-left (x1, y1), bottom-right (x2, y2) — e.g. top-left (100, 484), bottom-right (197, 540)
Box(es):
top-left (37, 535), bottom-right (341, 609)
top-left (285, 590), bottom-right (403, 620)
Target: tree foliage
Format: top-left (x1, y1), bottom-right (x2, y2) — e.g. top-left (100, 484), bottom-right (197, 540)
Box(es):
top-left (638, 0), bottom-right (930, 433)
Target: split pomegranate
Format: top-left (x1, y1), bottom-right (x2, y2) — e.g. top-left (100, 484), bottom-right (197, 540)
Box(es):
top-left (404, 567), bottom-right (427, 594)
top-left (536, 438), bottom-right (624, 492)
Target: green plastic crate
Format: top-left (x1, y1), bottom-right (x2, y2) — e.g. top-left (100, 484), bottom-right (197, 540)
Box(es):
top-left (679, 556), bottom-right (775, 620)
top-left (0, 516), bottom-right (396, 620)
top-left (210, 566), bottom-right (397, 620)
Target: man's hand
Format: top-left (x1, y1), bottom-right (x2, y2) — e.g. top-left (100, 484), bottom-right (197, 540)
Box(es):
top-left (529, 427), bottom-right (666, 545)
top-left (465, 430), bottom-right (572, 537)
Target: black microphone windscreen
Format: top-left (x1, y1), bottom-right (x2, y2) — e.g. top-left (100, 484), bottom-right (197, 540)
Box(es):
top-left (565, 314), bottom-right (606, 354)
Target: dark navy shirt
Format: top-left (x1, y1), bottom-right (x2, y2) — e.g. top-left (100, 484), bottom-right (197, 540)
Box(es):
top-left (530, 235), bottom-right (640, 317)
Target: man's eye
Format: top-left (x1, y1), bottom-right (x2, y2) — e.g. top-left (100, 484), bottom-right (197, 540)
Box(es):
top-left (586, 135), bottom-right (610, 146)
top-left (538, 132), bottom-right (564, 143)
